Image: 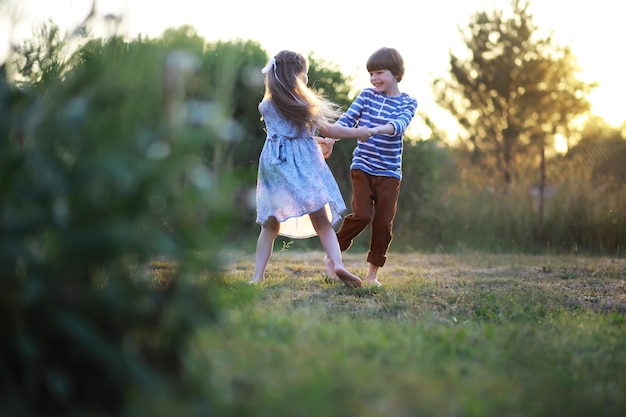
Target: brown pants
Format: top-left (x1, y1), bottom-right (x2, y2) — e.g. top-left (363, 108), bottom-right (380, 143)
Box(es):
top-left (336, 169), bottom-right (400, 267)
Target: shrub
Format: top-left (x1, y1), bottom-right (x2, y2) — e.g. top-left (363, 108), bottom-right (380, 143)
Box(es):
top-left (0, 38), bottom-right (239, 416)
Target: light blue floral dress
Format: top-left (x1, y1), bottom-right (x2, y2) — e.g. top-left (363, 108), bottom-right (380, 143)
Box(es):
top-left (256, 100), bottom-right (346, 238)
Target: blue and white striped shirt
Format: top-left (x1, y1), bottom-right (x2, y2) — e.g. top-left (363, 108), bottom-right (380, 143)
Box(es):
top-left (337, 88), bottom-right (417, 180)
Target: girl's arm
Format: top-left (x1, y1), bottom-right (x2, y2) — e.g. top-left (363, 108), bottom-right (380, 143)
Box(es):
top-left (318, 123), bottom-right (371, 139)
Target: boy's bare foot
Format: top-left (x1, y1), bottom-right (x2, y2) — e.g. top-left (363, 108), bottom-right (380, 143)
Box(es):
top-left (364, 263), bottom-right (381, 286)
top-left (248, 276), bottom-right (263, 284)
top-left (324, 255), bottom-right (340, 281)
top-left (335, 266), bottom-right (362, 288)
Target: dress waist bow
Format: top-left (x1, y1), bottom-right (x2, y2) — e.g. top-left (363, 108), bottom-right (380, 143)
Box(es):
top-left (267, 134), bottom-right (286, 164)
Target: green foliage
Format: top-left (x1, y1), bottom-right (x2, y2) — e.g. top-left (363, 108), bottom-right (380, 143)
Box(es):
top-left (306, 53), bottom-right (355, 109)
top-left (1, 33), bottom-right (241, 416)
top-left (198, 39), bottom-right (268, 171)
top-left (307, 53), bottom-right (360, 195)
top-left (387, 120), bottom-right (625, 254)
top-left (394, 136), bottom-right (457, 250)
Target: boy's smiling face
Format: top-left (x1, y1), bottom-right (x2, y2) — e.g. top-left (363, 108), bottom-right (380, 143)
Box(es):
top-left (369, 69), bottom-right (400, 96)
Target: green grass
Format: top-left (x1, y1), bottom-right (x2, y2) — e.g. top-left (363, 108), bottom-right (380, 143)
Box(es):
top-left (181, 251), bottom-right (626, 417)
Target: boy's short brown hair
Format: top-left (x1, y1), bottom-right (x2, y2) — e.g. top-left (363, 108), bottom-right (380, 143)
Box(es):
top-left (366, 47), bottom-right (405, 82)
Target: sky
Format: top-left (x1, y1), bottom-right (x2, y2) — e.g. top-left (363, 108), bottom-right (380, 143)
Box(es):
top-left (1, 0), bottom-right (623, 140)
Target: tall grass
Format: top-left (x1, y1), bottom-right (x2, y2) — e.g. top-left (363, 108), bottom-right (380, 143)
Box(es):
top-left (395, 164), bottom-right (626, 255)
top-left (180, 251), bottom-right (626, 417)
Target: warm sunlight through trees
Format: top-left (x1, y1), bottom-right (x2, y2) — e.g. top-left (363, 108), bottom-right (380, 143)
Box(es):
top-left (433, 0), bottom-right (595, 190)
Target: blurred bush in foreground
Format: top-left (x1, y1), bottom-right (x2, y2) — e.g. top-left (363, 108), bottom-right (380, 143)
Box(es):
top-left (0, 34), bottom-right (244, 416)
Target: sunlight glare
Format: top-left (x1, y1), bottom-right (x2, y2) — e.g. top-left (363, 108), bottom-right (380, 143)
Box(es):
top-left (554, 134), bottom-right (568, 154)
top-left (2, 0), bottom-right (623, 136)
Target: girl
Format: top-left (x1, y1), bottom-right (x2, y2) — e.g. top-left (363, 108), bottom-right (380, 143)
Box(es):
top-left (250, 50), bottom-right (375, 288)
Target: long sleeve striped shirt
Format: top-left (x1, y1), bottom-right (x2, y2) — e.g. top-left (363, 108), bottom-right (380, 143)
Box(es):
top-left (337, 87), bottom-right (417, 180)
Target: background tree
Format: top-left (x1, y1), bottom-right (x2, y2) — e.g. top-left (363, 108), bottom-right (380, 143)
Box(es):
top-left (433, 0), bottom-right (595, 191)
top-left (145, 28), bottom-right (268, 177)
top-left (307, 54), bottom-right (358, 195)
top-left (566, 117), bottom-right (626, 185)
top-left (199, 39), bottom-right (268, 173)
top-left (11, 21), bottom-right (69, 88)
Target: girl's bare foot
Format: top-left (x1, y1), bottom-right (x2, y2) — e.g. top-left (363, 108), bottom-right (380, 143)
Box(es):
top-left (364, 279), bottom-right (382, 287)
top-left (324, 255), bottom-right (340, 281)
top-left (249, 276), bottom-right (263, 284)
top-left (335, 266), bottom-right (363, 288)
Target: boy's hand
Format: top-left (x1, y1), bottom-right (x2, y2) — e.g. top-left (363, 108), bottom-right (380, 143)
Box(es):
top-left (357, 126), bottom-right (372, 142)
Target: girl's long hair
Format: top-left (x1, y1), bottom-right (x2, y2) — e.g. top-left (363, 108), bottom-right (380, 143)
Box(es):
top-left (262, 50), bottom-right (341, 135)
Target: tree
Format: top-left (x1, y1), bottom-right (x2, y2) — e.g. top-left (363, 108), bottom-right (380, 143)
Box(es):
top-left (198, 39), bottom-right (268, 173)
top-left (433, 0), bottom-right (595, 191)
top-left (306, 54), bottom-right (358, 195)
top-left (11, 21), bottom-right (70, 88)
top-left (567, 117), bottom-right (626, 185)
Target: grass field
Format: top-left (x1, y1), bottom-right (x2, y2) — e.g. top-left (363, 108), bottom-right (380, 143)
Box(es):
top-left (182, 251), bottom-right (626, 417)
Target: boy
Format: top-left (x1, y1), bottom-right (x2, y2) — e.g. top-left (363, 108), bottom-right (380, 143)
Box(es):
top-left (326, 47), bottom-right (417, 286)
